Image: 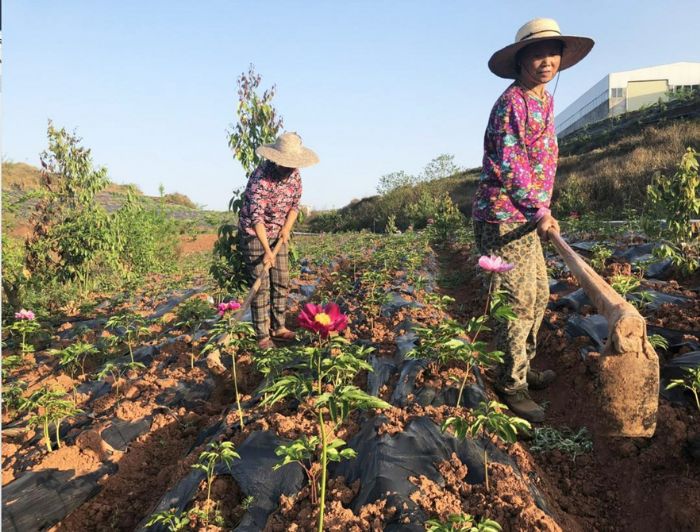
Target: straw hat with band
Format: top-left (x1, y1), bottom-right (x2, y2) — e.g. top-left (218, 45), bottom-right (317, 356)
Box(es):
top-left (256, 132), bottom-right (319, 168)
top-left (488, 18), bottom-right (594, 79)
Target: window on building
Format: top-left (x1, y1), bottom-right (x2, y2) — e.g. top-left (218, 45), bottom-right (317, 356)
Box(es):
top-left (611, 87), bottom-right (624, 98)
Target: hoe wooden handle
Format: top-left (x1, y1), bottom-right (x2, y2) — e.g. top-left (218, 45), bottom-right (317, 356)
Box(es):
top-left (546, 228), bottom-right (659, 437)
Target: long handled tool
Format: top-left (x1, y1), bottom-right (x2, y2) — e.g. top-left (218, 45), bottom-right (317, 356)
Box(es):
top-left (206, 237), bottom-right (287, 375)
top-left (547, 228), bottom-right (659, 437)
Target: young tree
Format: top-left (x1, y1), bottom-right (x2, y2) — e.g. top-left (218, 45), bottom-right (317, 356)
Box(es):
top-left (211, 65), bottom-right (284, 293)
top-left (420, 154), bottom-right (461, 182)
top-left (376, 170), bottom-right (416, 195)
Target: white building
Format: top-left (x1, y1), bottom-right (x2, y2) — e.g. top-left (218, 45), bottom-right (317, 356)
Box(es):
top-left (555, 62), bottom-right (700, 137)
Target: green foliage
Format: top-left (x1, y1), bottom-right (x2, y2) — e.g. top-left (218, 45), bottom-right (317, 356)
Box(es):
top-left (377, 170), bottom-right (416, 195)
top-left (202, 318), bottom-right (256, 429)
top-left (529, 426), bottom-right (593, 459)
top-left (609, 274), bottom-right (640, 297)
top-left (50, 341), bottom-right (100, 380)
top-left (192, 441), bottom-right (240, 522)
top-left (145, 508), bottom-right (190, 531)
top-left (442, 401), bottom-right (530, 492)
top-left (666, 367), bottom-right (700, 412)
top-left (105, 312), bottom-right (150, 366)
top-left (421, 154), bottom-right (461, 183)
top-left (428, 193), bottom-right (467, 245)
top-left (95, 362), bottom-right (126, 401)
top-left (385, 214), bottom-right (399, 234)
top-left (19, 387), bottom-right (82, 452)
top-left (175, 297), bottom-right (215, 368)
top-left (227, 64), bottom-right (284, 177)
top-left (425, 513), bottom-right (503, 532)
top-left (590, 243), bottom-right (613, 273)
top-left (644, 148), bottom-right (700, 274)
top-left (210, 219), bottom-right (249, 296)
top-left (1, 235), bottom-right (30, 312)
top-left (24, 121), bottom-right (111, 289)
top-left (648, 334), bottom-right (669, 351)
top-left (8, 316), bottom-right (41, 355)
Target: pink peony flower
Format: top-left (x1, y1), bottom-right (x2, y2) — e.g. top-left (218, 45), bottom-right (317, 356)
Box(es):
top-left (14, 309), bottom-right (35, 320)
top-left (217, 300), bottom-right (242, 316)
top-left (478, 255), bottom-right (515, 273)
top-left (298, 302), bottom-right (348, 338)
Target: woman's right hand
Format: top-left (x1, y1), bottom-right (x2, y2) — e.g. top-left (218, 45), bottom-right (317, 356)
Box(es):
top-left (537, 214), bottom-right (560, 240)
top-left (263, 249), bottom-right (275, 268)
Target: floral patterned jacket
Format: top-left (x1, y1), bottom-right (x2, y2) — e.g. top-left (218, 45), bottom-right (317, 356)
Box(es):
top-left (472, 83), bottom-right (558, 223)
top-left (238, 161), bottom-right (302, 239)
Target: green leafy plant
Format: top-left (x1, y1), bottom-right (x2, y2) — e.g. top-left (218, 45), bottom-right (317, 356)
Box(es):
top-left (529, 426), bottom-right (593, 460)
top-left (8, 313), bottom-right (41, 356)
top-left (50, 341), bottom-right (100, 381)
top-left (105, 312), bottom-right (150, 367)
top-left (609, 274), bottom-right (640, 297)
top-left (425, 513), bottom-right (503, 532)
top-left (19, 387), bottom-right (83, 452)
top-left (589, 243), bottom-right (613, 273)
top-left (175, 297), bottom-right (215, 368)
top-left (145, 508), bottom-right (190, 531)
top-left (191, 441), bottom-right (240, 523)
top-left (644, 148), bottom-right (700, 274)
top-left (262, 316), bottom-right (390, 532)
top-left (648, 334), bottom-right (669, 351)
top-left (95, 362), bottom-right (127, 402)
top-left (202, 306), bottom-right (255, 429)
top-left (666, 367), bottom-right (700, 411)
top-left (442, 401), bottom-right (530, 492)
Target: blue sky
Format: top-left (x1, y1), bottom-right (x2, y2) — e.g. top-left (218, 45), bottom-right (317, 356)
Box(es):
top-left (4, 1), bottom-right (699, 210)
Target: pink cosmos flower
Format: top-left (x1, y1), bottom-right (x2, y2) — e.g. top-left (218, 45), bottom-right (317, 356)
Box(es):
top-left (217, 300), bottom-right (242, 316)
top-left (298, 302), bottom-right (348, 338)
top-left (14, 309), bottom-right (35, 320)
top-left (478, 255), bottom-right (515, 273)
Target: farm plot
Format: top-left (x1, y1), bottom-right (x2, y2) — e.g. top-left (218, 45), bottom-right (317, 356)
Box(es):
top-left (2, 228), bottom-right (699, 531)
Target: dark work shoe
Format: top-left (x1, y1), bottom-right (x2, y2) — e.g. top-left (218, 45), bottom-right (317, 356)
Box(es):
top-left (527, 369), bottom-right (556, 390)
top-left (502, 390), bottom-right (545, 423)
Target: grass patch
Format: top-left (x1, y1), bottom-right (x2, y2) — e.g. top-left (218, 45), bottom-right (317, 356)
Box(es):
top-left (530, 426), bottom-right (593, 460)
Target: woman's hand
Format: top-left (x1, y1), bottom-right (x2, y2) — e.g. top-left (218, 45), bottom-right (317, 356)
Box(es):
top-left (263, 249), bottom-right (275, 268)
top-left (279, 229), bottom-right (291, 245)
top-left (537, 214), bottom-right (560, 240)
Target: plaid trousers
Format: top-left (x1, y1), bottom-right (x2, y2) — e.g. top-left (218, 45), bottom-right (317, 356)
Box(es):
top-left (239, 234), bottom-right (290, 339)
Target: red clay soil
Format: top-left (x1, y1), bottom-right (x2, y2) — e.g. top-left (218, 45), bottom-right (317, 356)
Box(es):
top-left (437, 242), bottom-right (700, 532)
top-left (178, 233), bottom-right (218, 255)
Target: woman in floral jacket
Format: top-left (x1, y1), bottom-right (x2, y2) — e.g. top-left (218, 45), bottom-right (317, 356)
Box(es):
top-left (472, 18), bottom-right (594, 422)
top-left (238, 132), bottom-right (319, 348)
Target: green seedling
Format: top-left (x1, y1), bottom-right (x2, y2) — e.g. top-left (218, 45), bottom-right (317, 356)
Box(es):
top-left (191, 441), bottom-right (240, 523)
top-left (202, 318), bottom-right (256, 430)
top-left (9, 316), bottom-right (41, 356)
top-left (442, 401), bottom-right (530, 492)
top-left (262, 334), bottom-right (390, 532)
top-left (589, 244), bottom-right (613, 273)
top-left (145, 508), bottom-right (190, 531)
top-left (19, 387), bottom-right (83, 452)
top-left (666, 367), bottom-right (700, 412)
top-left (175, 298), bottom-right (215, 368)
top-left (50, 341), bottom-right (100, 381)
top-left (609, 274), bottom-right (640, 297)
top-left (106, 312), bottom-right (151, 365)
top-left (425, 513), bottom-right (503, 531)
top-left (95, 362), bottom-right (127, 402)
top-left (530, 426), bottom-right (593, 460)
top-left (648, 334), bottom-right (669, 351)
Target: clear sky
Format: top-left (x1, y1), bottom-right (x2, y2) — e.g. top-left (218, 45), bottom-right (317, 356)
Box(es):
top-left (4, 1), bottom-right (699, 211)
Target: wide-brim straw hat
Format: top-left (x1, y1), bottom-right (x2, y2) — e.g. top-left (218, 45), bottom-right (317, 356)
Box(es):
top-left (488, 18), bottom-right (594, 79)
top-left (256, 132), bottom-right (319, 168)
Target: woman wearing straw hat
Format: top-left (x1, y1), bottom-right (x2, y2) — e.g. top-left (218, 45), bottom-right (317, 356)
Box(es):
top-left (238, 132), bottom-right (319, 349)
top-left (472, 18), bottom-right (593, 422)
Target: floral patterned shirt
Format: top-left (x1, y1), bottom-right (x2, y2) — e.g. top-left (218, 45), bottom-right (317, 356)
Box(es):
top-left (238, 161), bottom-right (302, 239)
top-left (472, 83), bottom-right (558, 223)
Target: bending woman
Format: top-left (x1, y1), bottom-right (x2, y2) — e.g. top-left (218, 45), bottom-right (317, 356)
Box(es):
top-left (238, 132), bottom-right (319, 349)
top-left (472, 18), bottom-right (594, 422)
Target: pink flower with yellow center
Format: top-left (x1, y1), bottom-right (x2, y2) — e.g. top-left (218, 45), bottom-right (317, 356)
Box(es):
top-left (298, 303), bottom-right (348, 338)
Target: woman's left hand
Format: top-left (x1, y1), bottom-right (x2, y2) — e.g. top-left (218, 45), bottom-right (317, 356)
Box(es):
top-left (279, 229), bottom-right (291, 244)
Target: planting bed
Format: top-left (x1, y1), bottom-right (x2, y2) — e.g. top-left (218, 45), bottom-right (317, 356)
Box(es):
top-left (2, 229), bottom-right (699, 531)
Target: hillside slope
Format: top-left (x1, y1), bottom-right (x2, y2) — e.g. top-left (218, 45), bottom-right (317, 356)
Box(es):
top-left (307, 96), bottom-right (700, 232)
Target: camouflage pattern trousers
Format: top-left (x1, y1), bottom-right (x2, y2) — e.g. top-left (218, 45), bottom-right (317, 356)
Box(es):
top-left (473, 221), bottom-right (549, 393)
